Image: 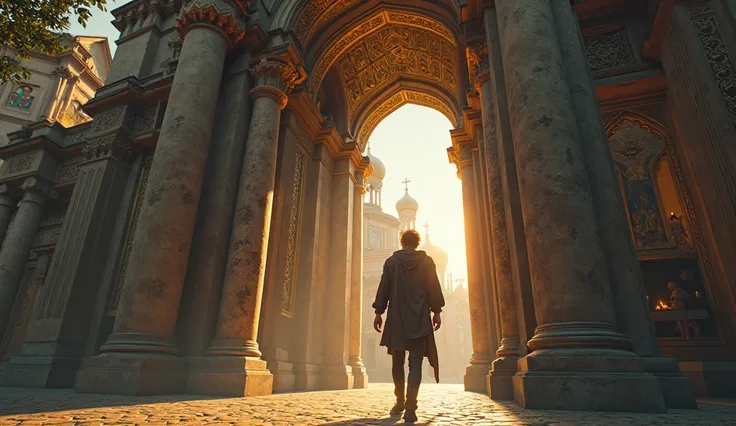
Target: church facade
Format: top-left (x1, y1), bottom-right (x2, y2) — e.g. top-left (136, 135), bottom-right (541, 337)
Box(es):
top-left (0, 0), bottom-right (735, 413)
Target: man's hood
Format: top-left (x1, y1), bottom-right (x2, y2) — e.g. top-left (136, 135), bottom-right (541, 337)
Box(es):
top-left (393, 249), bottom-right (427, 270)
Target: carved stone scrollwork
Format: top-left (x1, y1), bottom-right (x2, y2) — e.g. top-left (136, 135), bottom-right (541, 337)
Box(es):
top-left (467, 41), bottom-right (490, 90)
top-left (249, 58), bottom-right (301, 108)
top-left (82, 135), bottom-right (133, 163)
top-left (175, 0), bottom-right (247, 48)
top-left (583, 28), bottom-right (637, 72)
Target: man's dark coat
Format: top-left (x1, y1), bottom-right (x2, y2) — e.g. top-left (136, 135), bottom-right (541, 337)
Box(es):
top-left (372, 248), bottom-right (446, 382)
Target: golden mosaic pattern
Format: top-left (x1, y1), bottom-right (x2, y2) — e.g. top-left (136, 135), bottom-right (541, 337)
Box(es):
top-left (293, 0), bottom-right (361, 43)
top-left (356, 90), bottom-right (458, 149)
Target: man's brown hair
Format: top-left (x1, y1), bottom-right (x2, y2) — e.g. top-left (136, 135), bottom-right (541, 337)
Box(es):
top-left (400, 229), bottom-right (421, 248)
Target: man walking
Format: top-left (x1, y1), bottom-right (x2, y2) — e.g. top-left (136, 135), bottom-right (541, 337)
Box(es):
top-left (372, 229), bottom-right (446, 423)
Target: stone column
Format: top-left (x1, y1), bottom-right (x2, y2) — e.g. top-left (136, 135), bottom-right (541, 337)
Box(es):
top-left (549, 1), bottom-right (695, 408)
top-left (349, 168), bottom-right (368, 388)
top-left (0, 185), bottom-right (16, 247)
top-left (495, 0), bottom-right (665, 412)
top-left (320, 157), bottom-right (355, 390)
top-left (187, 57), bottom-right (299, 397)
top-left (39, 67), bottom-right (68, 121)
top-left (468, 41), bottom-right (519, 401)
top-left (75, 0), bottom-right (243, 396)
top-left (483, 6), bottom-right (537, 358)
top-left (456, 142), bottom-right (491, 393)
top-left (178, 52), bottom-right (253, 358)
top-left (0, 178), bottom-right (56, 343)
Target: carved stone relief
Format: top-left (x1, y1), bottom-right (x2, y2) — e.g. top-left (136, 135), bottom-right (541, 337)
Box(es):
top-left (583, 28), bottom-right (637, 72)
top-left (108, 159), bottom-right (151, 312)
top-left (688, 3), bottom-right (736, 128)
top-left (56, 163), bottom-right (81, 182)
top-left (356, 90), bottom-right (458, 149)
top-left (310, 10), bottom-right (458, 122)
top-left (281, 149), bottom-right (305, 316)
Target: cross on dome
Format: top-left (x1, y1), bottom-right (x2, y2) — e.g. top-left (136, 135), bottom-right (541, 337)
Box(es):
top-left (402, 177), bottom-right (411, 191)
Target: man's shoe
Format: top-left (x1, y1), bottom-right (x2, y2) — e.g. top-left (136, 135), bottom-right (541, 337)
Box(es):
top-left (403, 409), bottom-right (417, 423)
top-left (390, 401), bottom-right (405, 416)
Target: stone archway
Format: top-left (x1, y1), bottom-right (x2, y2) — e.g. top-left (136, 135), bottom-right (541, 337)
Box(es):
top-left (0, 0), bottom-right (690, 413)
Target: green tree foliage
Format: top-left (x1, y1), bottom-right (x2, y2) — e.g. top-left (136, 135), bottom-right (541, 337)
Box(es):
top-left (0, 0), bottom-right (107, 83)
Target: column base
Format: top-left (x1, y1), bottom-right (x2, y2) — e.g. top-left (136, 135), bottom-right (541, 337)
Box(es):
top-left (642, 357), bottom-right (697, 408)
top-left (75, 354), bottom-right (186, 395)
top-left (513, 353), bottom-right (666, 412)
top-left (267, 359), bottom-right (295, 393)
top-left (351, 364), bottom-right (369, 389)
top-left (186, 356), bottom-right (273, 397)
top-left (679, 360), bottom-right (736, 398)
top-left (464, 362), bottom-right (490, 393)
top-left (319, 364), bottom-right (354, 390)
top-left (487, 356), bottom-right (517, 400)
top-left (1, 352), bottom-right (80, 389)
top-left (294, 363), bottom-right (320, 391)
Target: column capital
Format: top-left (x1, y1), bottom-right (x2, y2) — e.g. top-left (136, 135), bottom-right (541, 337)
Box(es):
top-left (82, 134), bottom-right (134, 163)
top-left (20, 177), bottom-right (59, 204)
top-left (175, 0), bottom-right (249, 49)
top-left (466, 41), bottom-right (490, 92)
top-left (448, 141), bottom-right (476, 179)
top-left (249, 58), bottom-right (301, 109)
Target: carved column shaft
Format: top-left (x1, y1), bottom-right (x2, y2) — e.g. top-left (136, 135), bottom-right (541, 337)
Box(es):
top-left (484, 6), bottom-right (537, 356)
top-left (103, 26), bottom-right (229, 354)
top-left (208, 58), bottom-right (297, 357)
top-left (0, 185), bottom-right (16, 247)
top-left (0, 179), bottom-right (55, 342)
top-left (550, 1), bottom-right (660, 357)
top-left (494, 0), bottom-right (667, 412)
top-left (178, 52), bottom-right (253, 358)
top-left (496, 0), bottom-right (622, 341)
top-left (457, 146), bottom-right (491, 392)
top-left (349, 170), bottom-right (367, 388)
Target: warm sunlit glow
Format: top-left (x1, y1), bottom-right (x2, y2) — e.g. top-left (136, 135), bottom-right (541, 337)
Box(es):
top-left (369, 105), bottom-right (468, 287)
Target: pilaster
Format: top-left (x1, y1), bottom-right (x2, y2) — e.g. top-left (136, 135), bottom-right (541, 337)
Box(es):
top-left (0, 185), bottom-right (16, 247)
top-left (1, 110), bottom-right (134, 388)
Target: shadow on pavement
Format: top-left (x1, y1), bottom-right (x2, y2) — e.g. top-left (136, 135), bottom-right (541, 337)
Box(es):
top-left (320, 414), bottom-right (438, 425)
top-left (0, 387), bottom-right (223, 416)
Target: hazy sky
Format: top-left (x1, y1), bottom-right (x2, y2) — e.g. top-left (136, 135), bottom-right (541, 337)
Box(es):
top-left (70, 3), bottom-right (469, 285)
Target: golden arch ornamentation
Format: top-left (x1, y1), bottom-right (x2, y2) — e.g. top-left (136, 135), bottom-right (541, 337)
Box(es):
top-left (355, 88), bottom-right (460, 149)
top-left (308, 10), bottom-right (459, 121)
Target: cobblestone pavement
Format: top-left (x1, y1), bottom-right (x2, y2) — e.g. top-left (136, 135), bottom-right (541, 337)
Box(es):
top-left (1, 383), bottom-right (736, 425)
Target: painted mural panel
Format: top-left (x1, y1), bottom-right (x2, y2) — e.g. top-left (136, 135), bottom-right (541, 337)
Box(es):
top-left (609, 119), bottom-right (669, 249)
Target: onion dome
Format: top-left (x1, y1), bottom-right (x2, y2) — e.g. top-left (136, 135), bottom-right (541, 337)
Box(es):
top-left (396, 190), bottom-right (419, 212)
top-left (367, 147), bottom-right (386, 180)
top-left (421, 228), bottom-right (448, 266)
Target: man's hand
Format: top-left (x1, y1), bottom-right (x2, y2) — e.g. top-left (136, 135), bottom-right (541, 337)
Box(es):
top-left (433, 312), bottom-right (442, 331)
top-left (374, 313), bottom-right (383, 333)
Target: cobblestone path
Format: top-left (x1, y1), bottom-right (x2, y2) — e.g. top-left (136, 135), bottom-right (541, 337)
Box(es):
top-left (1, 383), bottom-right (735, 425)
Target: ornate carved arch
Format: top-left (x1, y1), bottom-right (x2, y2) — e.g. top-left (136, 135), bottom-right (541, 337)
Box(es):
top-left (354, 84), bottom-right (460, 149)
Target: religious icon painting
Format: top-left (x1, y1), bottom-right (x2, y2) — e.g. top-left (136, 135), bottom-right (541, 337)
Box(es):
top-left (7, 85), bottom-right (36, 110)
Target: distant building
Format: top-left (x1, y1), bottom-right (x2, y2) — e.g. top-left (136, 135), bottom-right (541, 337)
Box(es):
top-left (360, 147), bottom-right (469, 383)
top-left (0, 35), bottom-right (112, 146)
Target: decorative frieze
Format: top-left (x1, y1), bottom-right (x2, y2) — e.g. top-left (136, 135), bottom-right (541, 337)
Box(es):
top-left (56, 162), bottom-right (81, 182)
top-left (7, 154), bottom-right (35, 175)
top-left (83, 135), bottom-right (133, 163)
top-left (39, 211), bottom-right (66, 228)
top-left (134, 107), bottom-right (158, 133)
top-left (65, 127), bottom-right (91, 147)
top-left (281, 150), bottom-right (305, 315)
top-left (583, 28), bottom-right (637, 72)
top-left (688, 4), bottom-right (736, 127)
top-left (90, 106), bottom-right (130, 134)
top-left (31, 227), bottom-right (61, 248)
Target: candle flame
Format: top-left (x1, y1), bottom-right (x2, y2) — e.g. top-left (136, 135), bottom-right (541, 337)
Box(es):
top-left (654, 300), bottom-right (672, 311)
